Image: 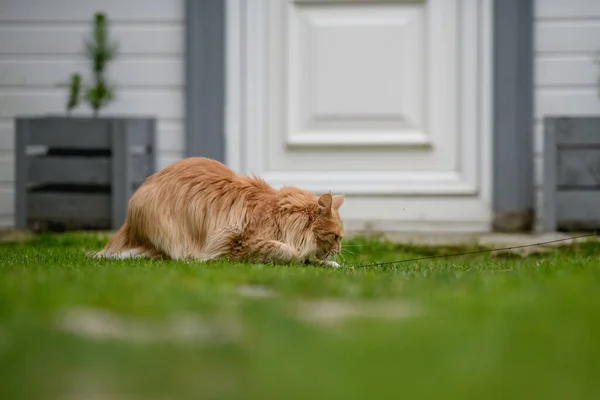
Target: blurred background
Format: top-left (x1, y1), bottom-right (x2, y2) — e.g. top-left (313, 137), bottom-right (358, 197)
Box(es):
top-left (2, 0), bottom-right (600, 235)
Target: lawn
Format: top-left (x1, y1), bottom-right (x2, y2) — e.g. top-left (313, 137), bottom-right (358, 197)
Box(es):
top-left (0, 232), bottom-right (599, 400)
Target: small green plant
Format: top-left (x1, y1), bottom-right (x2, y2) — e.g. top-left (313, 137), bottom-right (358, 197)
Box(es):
top-left (65, 73), bottom-right (82, 115)
top-left (64, 12), bottom-right (118, 117)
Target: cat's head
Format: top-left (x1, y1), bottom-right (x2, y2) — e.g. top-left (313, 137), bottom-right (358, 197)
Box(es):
top-left (312, 193), bottom-right (345, 260)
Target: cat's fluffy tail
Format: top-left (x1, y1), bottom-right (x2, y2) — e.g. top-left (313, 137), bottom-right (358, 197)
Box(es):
top-left (91, 224), bottom-right (158, 259)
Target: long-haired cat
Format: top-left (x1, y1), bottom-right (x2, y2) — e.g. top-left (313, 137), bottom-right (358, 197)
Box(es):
top-left (95, 157), bottom-right (344, 267)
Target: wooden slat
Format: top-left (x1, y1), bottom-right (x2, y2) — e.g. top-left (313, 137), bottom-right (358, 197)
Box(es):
top-left (536, 21), bottom-right (600, 53)
top-left (542, 118), bottom-right (558, 231)
top-left (131, 154), bottom-right (155, 183)
top-left (544, 117), bottom-right (600, 145)
top-left (544, 117), bottom-right (600, 230)
top-left (23, 117), bottom-right (111, 148)
top-left (0, 59), bottom-right (183, 88)
top-left (1, 91), bottom-right (182, 120)
top-left (7, 125), bottom-right (155, 184)
top-left (534, 121), bottom-right (544, 155)
top-left (0, 0), bottom-right (183, 22)
top-left (535, 57), bottom-right (598, 87)
top-left (536, 0), bottom-right (600, 19)
top-left (14, 118), bottom-right (28, 228)
top-left (0, 26), bottom-right (183, 55)
top-left (557, 149), bottom-right (600, 187)
top-left (27, 155), bottom-right (154, 185)
top-left (3, 120), bottom-right (182, 153)
top-left (0, 188), bottom-right (13, 215)
top-left (557, 191), bottom-right (600, 229)
top-left (27, 156), bottom-right (111, 185)
top-left (534, 154), bottom-right (543, 187)
top-left (27, 192), bottom-right (110, 220)
top-left (0, 154), bottom-right (14, 183)
top-left (536, 90), bottom-right (600, 120)
top-left (0, 121), bottom-right (14, 151)
top-left (124, 119), bottom-right (156, 147)
top-left (111, 121), bottom-right (131, 229)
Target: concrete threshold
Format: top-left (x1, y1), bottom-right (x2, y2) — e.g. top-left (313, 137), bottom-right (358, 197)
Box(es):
top-left (347, 230), bottom-right (598, 249)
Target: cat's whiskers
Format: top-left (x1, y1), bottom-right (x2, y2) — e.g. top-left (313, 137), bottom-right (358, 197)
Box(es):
top-left (341, 247), bottom-right (356, 256)
top-left (324, 247), bottom-right (341, 261)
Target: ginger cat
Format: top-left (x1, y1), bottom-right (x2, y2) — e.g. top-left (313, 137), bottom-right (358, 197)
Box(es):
top-left (95, 157), bottom-right (344, 267)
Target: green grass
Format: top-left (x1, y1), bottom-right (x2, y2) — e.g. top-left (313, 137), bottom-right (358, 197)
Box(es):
top-left (1, 233), bottom-right (599, 400)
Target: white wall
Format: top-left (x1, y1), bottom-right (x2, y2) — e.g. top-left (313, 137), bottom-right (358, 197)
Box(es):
top-left (535, 0), bottom-right (600, 230)
top-left (0, 0), bottom-right (185, 227)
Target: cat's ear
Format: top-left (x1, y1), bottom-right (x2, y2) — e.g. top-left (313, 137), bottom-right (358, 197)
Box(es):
top-left (317, 193), bottom-right (333, 215)
top-left (332, 194), bottom-right (344, 210)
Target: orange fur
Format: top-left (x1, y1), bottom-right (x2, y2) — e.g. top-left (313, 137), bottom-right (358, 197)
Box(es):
top-left (94, 157), bottom-right (345, 267)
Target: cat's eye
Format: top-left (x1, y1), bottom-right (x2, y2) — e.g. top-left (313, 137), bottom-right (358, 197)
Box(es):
top-left (334, 234), bottom-right (341, 241)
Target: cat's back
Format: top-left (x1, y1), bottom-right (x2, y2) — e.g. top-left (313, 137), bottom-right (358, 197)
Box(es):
top-left (143, 157), bottom-right (275, 198)
top-left (148, 157), bottom-right (236, 185)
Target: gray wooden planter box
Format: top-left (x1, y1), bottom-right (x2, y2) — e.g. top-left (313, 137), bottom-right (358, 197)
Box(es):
top-left (543, 116), bottom-right (600, 232)
top-left (14, 116), bottom-right (156, 231)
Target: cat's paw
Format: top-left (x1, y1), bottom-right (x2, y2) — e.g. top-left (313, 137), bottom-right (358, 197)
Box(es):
top-left (321, 260), bottom-right (341, 268)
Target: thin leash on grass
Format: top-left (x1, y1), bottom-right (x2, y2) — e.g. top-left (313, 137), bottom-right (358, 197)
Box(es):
top-left (354, 232), bottom-right (599, 268)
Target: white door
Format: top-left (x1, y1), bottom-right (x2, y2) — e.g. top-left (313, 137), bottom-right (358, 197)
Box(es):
top-left (226, 0), bottom-right (493, 232)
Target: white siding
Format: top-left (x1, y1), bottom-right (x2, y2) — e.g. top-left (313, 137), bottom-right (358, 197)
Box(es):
top-left (0, 0), bottom-right (185, 227)
top-left (534, 0), bottom-right (600, 231)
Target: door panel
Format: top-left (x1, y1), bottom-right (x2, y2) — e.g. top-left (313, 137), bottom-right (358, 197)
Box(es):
top-left (287, 4), bottom-right (426, 145)
top-left (271, 0), bottom-right (459, 178)
top-left (226, 0), bottom-right (492, 229)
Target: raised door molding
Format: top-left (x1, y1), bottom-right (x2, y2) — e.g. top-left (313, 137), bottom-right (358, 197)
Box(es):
top-left (226, 0), bottom-right (493, 196)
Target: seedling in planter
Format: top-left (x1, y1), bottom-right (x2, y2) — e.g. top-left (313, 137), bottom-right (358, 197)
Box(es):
top-left (84, 12), bottom-right (118, 116)
top-left (62, 12), bottom-right (119, 117)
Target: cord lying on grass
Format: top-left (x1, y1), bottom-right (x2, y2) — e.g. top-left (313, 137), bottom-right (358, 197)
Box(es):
top-left (354, 232), bottom-right (599, 268)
